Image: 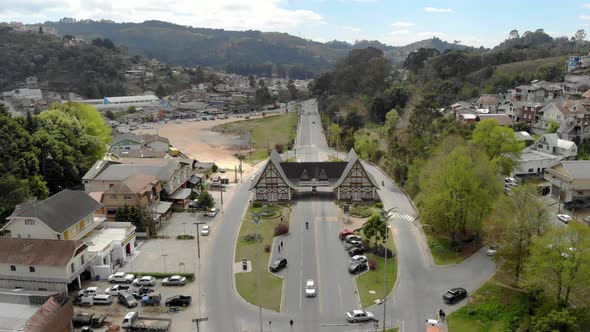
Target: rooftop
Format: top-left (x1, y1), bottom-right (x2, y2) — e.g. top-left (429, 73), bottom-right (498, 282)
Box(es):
top-left (0, 238), bottom-right (86, 267)
top-left (84, 225), bottom-right (134, 254)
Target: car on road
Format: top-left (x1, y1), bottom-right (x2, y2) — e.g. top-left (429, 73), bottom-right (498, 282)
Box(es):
top-left (346, 309), bottom-right (376, 323)
top-left (350, 255), bottom-right (368, 264)
top-left (304, 279), bottom-right (316, 297)
top-left (207, 208), bottom-right (218, 217)
top-left (557, 214), bottom-right (573, 224)
top-left (442, 287), bottom-right (468, 304)
top-left (486, 244), bottom-right (500, 256)
top-left (200, 225), bottom-right (210, 236)
top-left (132, 276), bottom-right (156, 286)
top-left (107, 272), bottom-right (135, 283)
top-left (348, 247), bottom-right (365, 257)
top-left (105, 284), bottom-right (130, 295)
top-left (219, 168), bottom-right (226, 173)
top-left (162, 275), bottom-right (187, 286)
top-left (504, 177), bottom-right (518, 187)
top-left (348, 262), bottom-right (368, 275)
top-left (339, 229), bottom-right (354, 240)
top-left (165, 295), bottom-right (192, 307)
top-left (269, 258), bottom-right (288, 272)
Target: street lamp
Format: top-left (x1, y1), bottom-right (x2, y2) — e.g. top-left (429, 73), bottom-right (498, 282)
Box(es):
top-left (380, 207), bottom-right (396, 332)
top-left (161, 254), bottom-right (168, 273)
top-left (182, 222), bottom-right (187, 236)
top-left (251, 210), bottom-right (264, 332)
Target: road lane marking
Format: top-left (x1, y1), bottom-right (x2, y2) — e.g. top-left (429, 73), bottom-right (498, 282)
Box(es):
top-left (313, 198), bottom-right (323, 314)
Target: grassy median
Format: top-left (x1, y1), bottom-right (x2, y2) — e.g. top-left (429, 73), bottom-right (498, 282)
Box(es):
top-left (213, 112), bottom-right (298, 164)
top-left (235, 204), bottom-right (291, 311)
top-left (424, 228), bottom-right (481, 265)
top-left (355, 229), bottom-right (397, 308)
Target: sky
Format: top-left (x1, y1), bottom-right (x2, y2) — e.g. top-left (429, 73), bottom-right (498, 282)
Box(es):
top-left (1, 0), bottom-right (590, 48)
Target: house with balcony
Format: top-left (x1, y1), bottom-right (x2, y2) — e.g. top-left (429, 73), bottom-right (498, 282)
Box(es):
top-left (544, 161), bottom-right (590, 210)
top-left (1, 190), bottom-right (104, 241)
top-left (0, 238), bottom-right (89, 292)
top-left (513, 134), bottom-right (577, 177)
top-left (532, 101), bottom-right (590, 140)
top-left (83, 222), bottom-right (137, 279)
top-left (563, 75), bottom-right (590, 96)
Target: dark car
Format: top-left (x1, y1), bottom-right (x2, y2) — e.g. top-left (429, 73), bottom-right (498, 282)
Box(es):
top-left (344, 235), bottom-right (362, 243)
top-left (348, 263), bottom-right (368, 275)
top-left (165, 295), bottom-right (192, 307)
top-left (348, 247), bottom-right (365, 257)
top-left (442, 287), bottom-right (468, 304)
top-left (269, 258), bottom-right (288, 272)
top-left (343, 241), bottom-right (362, 250)
top-left (131, 286), bottom-right (154, 299)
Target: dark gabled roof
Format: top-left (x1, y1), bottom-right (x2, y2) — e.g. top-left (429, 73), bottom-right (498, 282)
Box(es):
top-left (279, 162), bottom-right (348, 184)
top-left (251, 150), bottom-right (296, 189)
top-left (110, 133), bottom-right (141, 145)
top-left (5, 190), bottom-right (102, 233)
top-left (333, 149), bottom-right (379, 188)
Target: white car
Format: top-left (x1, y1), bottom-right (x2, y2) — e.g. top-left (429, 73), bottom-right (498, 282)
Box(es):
top-left (350, 255), bottom-right (368, 264)
top-left (304, 279), bottom-right (316, 297)
top-left (346, 309), bottom-right (376, 323)
top-left (78, 287), bottom-right (100, 297)
top-left (132, 276), bottom-right (156, 286)
top-left (107, 272), bottom-right (135, 283)
top-left (200, 225), bottom-right (210, 236)
top-left (486, 244), bottom-right (499, 256)
top-left (557, 214), bottom-right (573, 224)
top-left (207, 208), bottom-right (218, 217)
top-left (104, 284), bottom-right (130, 295)
top-left (162, 275), bottom-right (187, 286)
top-left (504, 177), bottom-right (518, 186)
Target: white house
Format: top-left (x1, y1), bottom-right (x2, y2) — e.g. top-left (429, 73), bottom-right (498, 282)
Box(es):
top-left (1, 190), bottom-right (104, 241)
top-left (513, 134), bottom-right (577, 177)
top-left (533, 101), bottom-right (590, 140)
top-left (0, 238), bottom-right (89, 292)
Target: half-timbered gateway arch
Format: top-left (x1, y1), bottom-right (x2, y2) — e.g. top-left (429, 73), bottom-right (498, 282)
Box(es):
top-left (250, 149), bottom-right (379, 202)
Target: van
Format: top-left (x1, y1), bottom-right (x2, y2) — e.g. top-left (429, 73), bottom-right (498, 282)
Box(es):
top-left (92, 294), bottom-right (113, 305)
top-left (118, 291), bottom-right (138, 308)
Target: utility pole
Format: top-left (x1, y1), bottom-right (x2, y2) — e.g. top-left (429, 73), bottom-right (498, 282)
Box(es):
top-left (251, 211), bottom-right (263, 332)
top-left (193, 222), bottom-right (206, 258)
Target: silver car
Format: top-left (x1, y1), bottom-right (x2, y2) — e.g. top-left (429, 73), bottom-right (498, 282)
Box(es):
top-left (346, 309), bottom-right (376, 323)
top-left (162, 275), bottom-right (187, 286)
top-left (132, 276), bottom-right (156, 286)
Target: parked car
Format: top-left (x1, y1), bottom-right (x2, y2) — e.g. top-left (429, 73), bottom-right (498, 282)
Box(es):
top-left (117, 291), bottom-right (138, 308)
top-left (350, 255), bottom-right (368, 265)
top-left (486, 244), bottom-right (499, 256)
top-left (269, 258), bottom-right (288, 272)
top-left (188, 199), bottom-right (199, 208)
top-left (105, 284), bottom-right (131, 295)
top-left (108, 272), bottom-right (134, 283)
top-left (343, 241), bottom-right (362, 250)
top-left (346, 309), bottom-right (376, 323)
top-left (557, 214), bottom-right (573, 224)
top-left (504, 177), bottom-right (518, 186)
top-left (162, 275), bottom-right (187, 286)
top-left (339, 229), bottom-right (354, 240)
top-left (165, 295), bottom-right (192, 307)
top-left (304, 279), bottom-right (316, 298)
top-left (141, 293), bottom-right (162, 306)
top-left (348, 263), bottom-right (368, 275)
top-left (133, 276), bottom-right (156, 286)
top-left (131, 286), bottom-right (154, 299)
top-left (207, 208), bottom-right (218, 217)
top-left (348, 247), bottom-right (365, 257)
top-left (442, 287), bottom-right (468, 304)
top-left (200, 225), bottom-right (210, 236)
top-left (92, 294), bottom-right (113, 305)
top-left (344, 235), bottom-right (362, 243)
top-left (78, 287), bottom-right (100, 298)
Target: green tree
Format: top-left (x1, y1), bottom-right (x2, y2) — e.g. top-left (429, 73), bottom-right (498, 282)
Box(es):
top-left (537, 63), bottom-right (564, 82)
top-left (354, 133), bottom-right (379, 161)
top-left (363, 213), bottom-right (387, 247)
top-left (532, 309), bottom-right (579, 332)
top-left (548, 120), bottom-right (560, 134)
top-left (196, 190), bottom-right (215, 209)
top-left (329, 123), bottom-right (342, 148)
top-left (384, 108), bottom-right (400, 135)
top-left (419, 141), bottom-right (500, 241)
top-left (287, 80), bottom-right (298, 100)
top-left (472, 118), bottom-right (524, 175)
top-left (486, 184), bottom-right (550, 281)
top-left (524, 224), bottom-right (590, 305)
top-left (115, 206), bottom-right (154, 235)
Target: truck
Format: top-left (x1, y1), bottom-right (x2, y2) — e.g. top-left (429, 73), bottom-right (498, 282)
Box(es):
top-left (72, 312), bottom-right (107, 328)
top-left (122, 312), bottom-right (171, 331)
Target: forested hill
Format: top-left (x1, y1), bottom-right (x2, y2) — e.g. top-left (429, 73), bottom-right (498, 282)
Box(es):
top-left (43, 19), bottom-right (471, 75)
top-left (0, 25), bottom-right (130, 97)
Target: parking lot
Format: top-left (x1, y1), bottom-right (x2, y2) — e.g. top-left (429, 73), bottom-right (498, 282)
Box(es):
top-left (71, 211), bottom-right (215, 331)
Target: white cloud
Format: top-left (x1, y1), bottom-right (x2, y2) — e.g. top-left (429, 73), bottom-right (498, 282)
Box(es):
top-left (581, 15), bottom-right (590, 20)
top-left (424, 7), bottom-right (452, 13)
top-left (0, 0), bottom-right (326, 32)
top-left (391, 21), bottom-right (414, 27)
top-left (340, 25), bottom-right (361, 32)
top-left (583, 3), bottom-right (590, 8)
top-left (388, 30), bottom-right (409, 35)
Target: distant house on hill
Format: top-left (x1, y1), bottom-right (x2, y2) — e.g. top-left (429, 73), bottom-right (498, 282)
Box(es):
top-left (533, 101), bottom-right (590, 140)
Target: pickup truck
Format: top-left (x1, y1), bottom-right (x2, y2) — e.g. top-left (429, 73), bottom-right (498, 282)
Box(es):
top-left (122, 312), bottom-right (171, 332)
top-left (72, 312), bottom-right (107, 328)
top-left (164, 295), bottom-right (192, 307)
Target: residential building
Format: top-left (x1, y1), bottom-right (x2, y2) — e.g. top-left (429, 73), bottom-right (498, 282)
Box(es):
top-left (513, 134), bottom-right (577, 177)
top-left (514, 131), bottom-right (534, 146)
top-left (581, 89), bottom-right (590, 108)
top-left (0, 289), bottom-right (73, 332)
top-left (95, 174), bottom-right (162, 219)
top-left (544, 161), bottom-right (590, 207)
top-left (77, 94), bottom-right (160, 110)
top-left (509, 81), bottom-right (562, 103)
top-left (497, 100), bottom-right (544, 123)
top-left (533, 101), bottom-right (590, 140)
top-left (0, 238), bottom-right (89, 291)
top-left (1, 190), bottom-right (104, 241)
top-left (109, 133), bottom-right (170, 155)
top-left (475, 114), bottom-right (514, 126)
top-left (475, 94), bottom-right (501, 113)
top-left (566, 55), bottom-right (590, 72)
top-left (563, 75), bottom-right (590, 95)
top-left (83, 221), bottom-right (137, 278)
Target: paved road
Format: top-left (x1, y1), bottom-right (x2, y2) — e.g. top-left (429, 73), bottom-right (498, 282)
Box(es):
top-left (201, 99), bottom-right (497, 332)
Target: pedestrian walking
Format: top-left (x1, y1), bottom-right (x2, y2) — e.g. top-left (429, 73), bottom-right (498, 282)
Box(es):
top-left (289, 319), bottom-right (294, 327)
top-left (439, 309), bottom-right (446, 321)
top-left (278, 246), bottom-right (281, 254)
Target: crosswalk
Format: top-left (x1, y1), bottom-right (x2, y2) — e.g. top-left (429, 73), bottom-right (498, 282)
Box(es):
top-left (387, 212), bottom-right (416, 222)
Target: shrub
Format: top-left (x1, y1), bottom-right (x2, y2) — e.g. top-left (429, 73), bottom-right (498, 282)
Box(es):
top-left (212, 164), bottom-right (219, 173)
top-left (176, 235), bottom-right (195, 240)
top-left (373, 244), bottom-right (394, 258)
top-left (274, 143), bottom-right (285, 153)
top-left (274, 224), bottom-right (289, 236)
top-left (373, 202), bottom-right (383, 208)
top-left (368, 259), bottom-right (377, 271)
top-left (264, 244), bottom-right (271, 253)
top-left (252, 201), bottom-right (262, 208)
